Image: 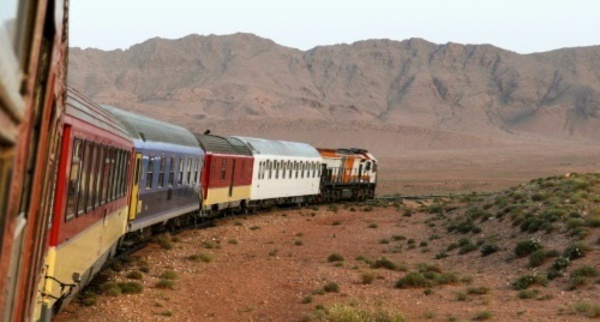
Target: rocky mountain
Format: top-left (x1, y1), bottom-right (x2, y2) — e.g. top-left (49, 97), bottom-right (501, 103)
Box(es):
top-left (68, 33), bottom-right (600, 155)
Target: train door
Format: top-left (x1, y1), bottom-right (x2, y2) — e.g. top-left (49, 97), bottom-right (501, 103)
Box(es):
top-left (128, 153), bottom-right (142, 220)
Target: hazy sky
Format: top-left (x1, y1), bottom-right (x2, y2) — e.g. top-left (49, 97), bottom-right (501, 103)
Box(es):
top-left (71, 0), bottom-right (599, 54)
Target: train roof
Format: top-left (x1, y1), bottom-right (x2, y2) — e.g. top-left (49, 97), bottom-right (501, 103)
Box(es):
top-left (66, 89), bottom-right (132, 142)
top-left (231, 136), bottom-right (320, 158)
top-left (101, 105), bottom-right (199, 148)
top-left (195, 133), bottom-right (252, 156)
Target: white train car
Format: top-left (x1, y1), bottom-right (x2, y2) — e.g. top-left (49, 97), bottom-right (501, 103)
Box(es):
top-left (231, 136), bottom-right (322, 206)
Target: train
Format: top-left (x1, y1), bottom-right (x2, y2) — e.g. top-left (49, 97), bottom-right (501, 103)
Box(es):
top-left (39, 88), bottom-right (378, 320)
top-left (0, 1), bottom-right (378, 321)
top-left (0, 0), bottom-right (69, 321)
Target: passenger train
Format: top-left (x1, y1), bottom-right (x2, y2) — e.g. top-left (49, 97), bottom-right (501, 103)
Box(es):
top-left (0, 1), bottom-right (378, 321)
top-left (38, 88), bottom-right (378, 320)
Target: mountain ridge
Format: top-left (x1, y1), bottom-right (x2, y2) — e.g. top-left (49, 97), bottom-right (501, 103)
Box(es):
top-left (68, 33), bottom-right (600, 154)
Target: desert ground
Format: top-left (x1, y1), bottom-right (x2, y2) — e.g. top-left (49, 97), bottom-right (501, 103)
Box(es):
top-left (52, 144), bottom-right (600, 322)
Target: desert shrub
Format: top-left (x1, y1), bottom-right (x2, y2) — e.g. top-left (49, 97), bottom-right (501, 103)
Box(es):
top-left (332, 221), bottom-right (341, 226)
top-left (379, 239), bottom-right (390, 244)
top-left (155, 279), bottom-right (175, 289)
top-left (100, 282), bottom-right (122, 296)
top-left (458, 238), bottom-right (471, 246)
top-left (126, 271), bottom-right (144, 280)
top-left (187, 253), bottom-right (212, 263)
top-left (395, 272), bottom-right (432, 289)
top-left (367, 223), bottom-right (378, 229)
top-left (294, 240), bottom-right (304, 246)
top-left (551, 256), bottom-right (570, 271)
top-left (118, 282), bottom-right (143, 294)
top-left (570, 266), bottom-right (599, 278)
top-left (269, 249), bottom-right (279, 257)
top-left (467, 286), bottom-right (490, 295)
top-left (361, 272), bottom-right (376, 284)
top-left (480, 244), bottom-right (499, 257)
top-left (517, 289), bottom-right (539, 299)
top-left (227, 239), bottom-right (238, 245)
top-left (446, 243), bottom-right (458, 251)
top-left (323, 282), bottom-right (340, 293)
top-left (155, 234), bottom-right (173, 250)
top-left (316, 304), bottom-right (407, 322)
top-left (417, 263), bottom-right (441, 273)
top-left (392, 235), bottom-right (406, 241)
top-left (371, 257), bottom-right (397, 270)
top-left (202, 240), bottom-right (221, 249)
top-left (515, 240), bottom-right (543, 257)
top-left (574, 302), bottom-right (600, 318)
top-left (458, 243), bottom-right (477, 255)
top-left (301, 295), bottom-right (313, 304)
top-left (586, 215), bottom-right (600, 227)
top-left (528, 250), bottom-right (550, 268)
top-left (327, 253), bottom-right (344, 262)
top-left (567, 276), bottom-right (589, 290)
top-left (512, 274), bottom-right (548, 290)
top-left (563, 242), bottom-right (589, 260)
top-left (159, 270), bottom-right (178, 281)
top-left (328, 204), bottom-right (339, 212)
top-left (473, 311), bottom-right (492, 320)
top-left (434, 251), bottom-right (449, 259)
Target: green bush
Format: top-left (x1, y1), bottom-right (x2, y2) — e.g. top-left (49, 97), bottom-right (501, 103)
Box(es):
top-left (528, 250), bottom-right (549, 268)
top-left (480, 244), bottom-right (499, 257)
top-left (327, 253), bottom-right (344, 262)
top-left (118, 282), bottom-right (144, 294)
top-left (324, 282), bottom-right (340, 293)
top-left (515, 240), bottom-right (543, 257)
top-left (395, 272), bottom-right (432, 289)
top-left (512, 274), bottom-right (548, 290)
top-left (564, 242), bottom-right (589, 260)
top-left (159, 270), bottom-right (179, 280)
top-left (517, 289), bottom-right (539, 299)
top-left (370, 257), bottom-right (397, 270)
top-left (155, 279), bottom-right (175, 289)
top-left (126, 271), bottom-right (144, 280)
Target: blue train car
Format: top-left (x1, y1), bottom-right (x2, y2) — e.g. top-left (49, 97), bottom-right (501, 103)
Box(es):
top-left (101, 106), bottom-right (204, 233)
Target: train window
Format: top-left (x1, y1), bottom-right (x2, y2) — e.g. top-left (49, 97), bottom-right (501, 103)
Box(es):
top-left (86, 144), bottom-right (98, 212)
top-left (258, 161), bottom-right (263, 180)
top-left (77, 141), bottom-right (92, 216)
top-left (124, 152), bottom-right (131, 196)
top-left (282, 161), bottom-right (286, 179)
top-left (112, 150), bottom-right (121, 199)
top-left (168, 157), bottom-right (175, 187)
top-left (146, 156), bottom-right (154, 190)
top-left (294, 162), bottom-right (298, 178)
top-left (313, 163), bottom-right (317, 178)
top-left (220, 159), bottom-right (226, 182)
top-left (102, 148), bottom-right (111, 204)
top-left (186, 158), bottom-right (192, 185)
top-left (178, 158), bottom-right (184, 185)
top-left (275, 161), bottom-right (279, 179)
top-left (65, 139), bottom-right (83, 221)
top-left (95, 146), bottom-right (105, 207)
top-left (193, 159), bottom-right (199, 184)
top-left (158, 156), bottom-right (166, 189)
top-left (268, 160), bottom-right (273, 179)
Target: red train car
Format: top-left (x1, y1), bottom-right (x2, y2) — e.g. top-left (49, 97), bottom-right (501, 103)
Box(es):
top-left (195, 134), bottom-right (253, 214)
top-left (38, 89), bottom-right (134, 319)
top-left (0, 0), bottom-right (68, 320)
